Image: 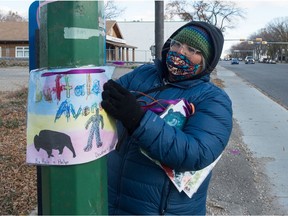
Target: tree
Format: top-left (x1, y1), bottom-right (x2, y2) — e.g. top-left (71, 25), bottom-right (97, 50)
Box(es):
top-left (104, 0), bottom-right (125, 20)
top-left (165, 0), bottom-right (246, 32)
top-left (228, 16), bottom-right (288, 62)
top-left (229, 42), bottom-right (254, 59)
top-left (266, 17), bottom-right (288, 42)
top-left (266, 17), bottom-right (288, 62)
top-left (0, 10), bottom-right (27, 22)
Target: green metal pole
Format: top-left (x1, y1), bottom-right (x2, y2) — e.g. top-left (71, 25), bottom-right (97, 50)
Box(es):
top-left (38, 1), bottom-right (107, 214)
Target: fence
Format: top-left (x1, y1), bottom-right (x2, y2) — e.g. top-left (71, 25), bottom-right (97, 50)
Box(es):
top-left (0, 57), bottom-right (29, 67)
top-left (132, 50), bottom-right (154, 63)
top-left (0, 48), bottom-right (153, 67)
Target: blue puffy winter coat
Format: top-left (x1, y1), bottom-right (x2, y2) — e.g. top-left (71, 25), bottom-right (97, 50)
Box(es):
top-left (108, 21), bottom-right (233, 215)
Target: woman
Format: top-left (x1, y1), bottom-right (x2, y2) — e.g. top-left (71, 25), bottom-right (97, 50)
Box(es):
top-left (101, 21), bottom-right (233, 215)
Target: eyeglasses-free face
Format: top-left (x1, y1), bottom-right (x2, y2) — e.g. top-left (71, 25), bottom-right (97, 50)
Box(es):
top-left (169, 39), bottom-right (202, 59)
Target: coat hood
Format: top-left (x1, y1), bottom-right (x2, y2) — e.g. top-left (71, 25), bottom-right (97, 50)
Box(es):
top-left (161, 21), bottom-right (224, 80)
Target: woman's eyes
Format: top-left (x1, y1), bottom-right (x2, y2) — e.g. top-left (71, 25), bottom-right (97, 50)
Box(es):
top-left (187, 47), bottom-right (196, 53)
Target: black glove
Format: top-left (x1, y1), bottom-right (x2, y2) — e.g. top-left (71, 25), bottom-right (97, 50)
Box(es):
top-left (101, 80), bottom-right (145, 134)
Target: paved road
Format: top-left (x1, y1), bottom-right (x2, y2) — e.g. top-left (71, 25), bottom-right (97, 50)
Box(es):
top-left (0, 67), bottom-right (29, 91)
top-left (219, 61), bottom-right (288, 109)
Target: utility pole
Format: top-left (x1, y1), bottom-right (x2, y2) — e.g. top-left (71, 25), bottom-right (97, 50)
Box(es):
top-left (155, 0), bottom-right (164, 59)
top-left (32, 1), bottom-right (107, 214)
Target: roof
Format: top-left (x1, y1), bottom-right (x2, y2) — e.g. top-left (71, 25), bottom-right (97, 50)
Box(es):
top-left (106, 40), bottom-right (137, 49)
top-left (0, 21), bottom-right (28, 41)
top-left (105, 20), bottom-right (136, 48)
top-left (106, 20), bottom-right (124, 39)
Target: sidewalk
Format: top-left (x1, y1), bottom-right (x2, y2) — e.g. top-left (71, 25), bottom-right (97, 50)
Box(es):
top-left (216, 65), bottom-right (288, 214)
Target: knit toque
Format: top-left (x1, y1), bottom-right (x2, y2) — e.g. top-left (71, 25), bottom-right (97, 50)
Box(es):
top-left (172, 26), bottom-right (213, 67)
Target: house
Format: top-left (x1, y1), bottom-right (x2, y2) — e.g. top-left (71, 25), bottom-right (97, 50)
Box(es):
top-left (106, 20), bottom-right (137, 62)
top-left (0, 20), bottom-right (136, 62)
top-left (0, 21), bottom-right (29, 58)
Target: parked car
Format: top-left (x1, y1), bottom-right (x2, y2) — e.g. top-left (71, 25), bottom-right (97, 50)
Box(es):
top-left (231, 58), bottom-right (239, 64)
top-left (245, 56), bottom-right (255, 64)
top-left (268, 59), bottom-right (276, 64)
top-left (259, 57), bottom-right (268, 63)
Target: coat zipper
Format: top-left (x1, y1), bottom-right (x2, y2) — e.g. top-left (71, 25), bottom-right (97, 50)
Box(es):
top-left (159, 178), bottom-right (171, 215)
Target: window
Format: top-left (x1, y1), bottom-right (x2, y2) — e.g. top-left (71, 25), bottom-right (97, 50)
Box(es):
top-left (16, 46), bottom-right (29, 58)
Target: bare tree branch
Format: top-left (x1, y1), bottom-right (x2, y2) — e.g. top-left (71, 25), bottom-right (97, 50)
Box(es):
top-left (165, 0), bottom-right (246, 32)
top-left (165, 0), bottom-right (193, 21)
top-left (228, 16), bottom-right (288, 62)
top-left (104, 0), bottom-right (126, 20)
top-left (0, 10), bottom-right (27, 22)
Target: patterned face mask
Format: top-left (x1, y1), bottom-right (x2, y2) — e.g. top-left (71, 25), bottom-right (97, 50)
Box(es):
top-left (166, 51), bottom-right (202, 82)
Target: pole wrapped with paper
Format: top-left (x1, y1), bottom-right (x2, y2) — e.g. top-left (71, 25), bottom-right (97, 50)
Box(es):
top-left (29, 1), bottom-right (111, 214)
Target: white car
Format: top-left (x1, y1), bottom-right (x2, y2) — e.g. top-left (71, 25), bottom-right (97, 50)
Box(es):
top-left (268, 59), bottom-right (276, 64)
top-left (245, 56), bottom-right (255, 64)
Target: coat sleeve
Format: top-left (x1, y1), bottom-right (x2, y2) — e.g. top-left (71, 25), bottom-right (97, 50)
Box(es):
top-left (132, 86), bottom-right (233, 172)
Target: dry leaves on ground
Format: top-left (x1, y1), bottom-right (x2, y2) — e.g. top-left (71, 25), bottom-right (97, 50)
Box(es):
top-left (0, 88), bottom-right (37, 215)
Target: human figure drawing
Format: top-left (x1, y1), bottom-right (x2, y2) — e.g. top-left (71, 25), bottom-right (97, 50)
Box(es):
top-left (84, 107), bottom-right (104, 152)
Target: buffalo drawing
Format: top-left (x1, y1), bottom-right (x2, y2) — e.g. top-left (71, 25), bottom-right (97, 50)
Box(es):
top-left (34, 130), bottom-right (76, 158)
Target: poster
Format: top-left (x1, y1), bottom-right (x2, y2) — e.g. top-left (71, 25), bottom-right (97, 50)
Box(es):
top-left (26, 66), bottom-right (118, 166)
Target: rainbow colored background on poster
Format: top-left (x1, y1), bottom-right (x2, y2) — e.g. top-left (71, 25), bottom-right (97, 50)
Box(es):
top-left (26, 66), bottom-right (118, 165)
